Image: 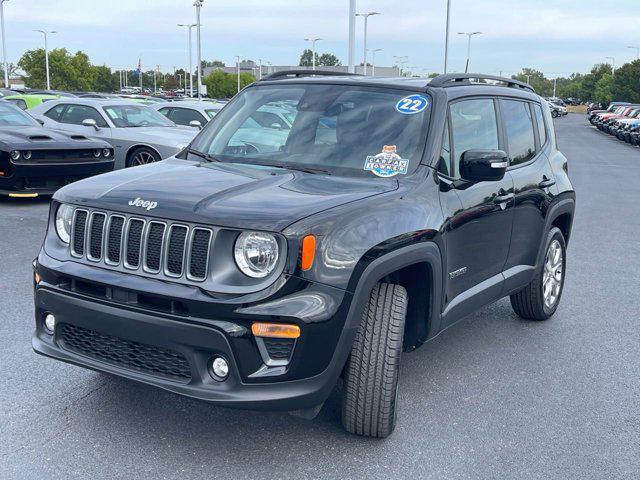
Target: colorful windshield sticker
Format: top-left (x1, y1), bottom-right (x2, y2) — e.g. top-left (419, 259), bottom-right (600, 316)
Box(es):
top-left (364, 145), bottom-right (409, 177)
top-left (395, 94), bottom-right (429, 114)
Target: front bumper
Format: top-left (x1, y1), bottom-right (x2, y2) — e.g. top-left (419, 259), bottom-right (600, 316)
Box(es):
top-left (32, 254), bottom-right (357, 411)
top-left (0, 159), bottom-right (113, 196)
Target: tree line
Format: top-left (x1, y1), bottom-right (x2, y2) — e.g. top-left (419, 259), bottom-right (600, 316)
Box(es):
top-left (13, 47), bottom-right (640, 104)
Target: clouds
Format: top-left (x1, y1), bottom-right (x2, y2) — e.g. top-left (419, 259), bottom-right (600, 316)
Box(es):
top-left (2, 0), bottom-right (638, 76)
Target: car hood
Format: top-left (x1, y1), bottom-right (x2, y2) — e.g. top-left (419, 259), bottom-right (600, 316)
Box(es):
top-left (54, 158), bottom-right (398, 231)
top-left (114, 126), bottom-right (196, 146)
top-left (0, 125), bottom-right (110, 149)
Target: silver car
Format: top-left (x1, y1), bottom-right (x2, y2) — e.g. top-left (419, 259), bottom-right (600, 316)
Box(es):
top-left (29, 98), bottom-right (197, 169)
top-left (151, 101), bottom-right (225, 129)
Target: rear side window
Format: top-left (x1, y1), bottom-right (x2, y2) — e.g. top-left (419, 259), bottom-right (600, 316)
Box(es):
top-left (500, 99), bottom-right (536, 166)
top-left (44, 104), bottom-right (66, 121)
top-left (533, 103), bottom-right (547, 147)
top-left (169, 107), bottom-right (207, 126)
top-left (449, 98), bottom-right (499, 178)
top-left (59, 104), bottom-right (108, 127)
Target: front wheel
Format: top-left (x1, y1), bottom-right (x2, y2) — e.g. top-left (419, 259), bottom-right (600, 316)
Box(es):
top-left (342, 283), bottom-right (407, 438)
top-left (510, 227), bottom-right (566, 320)
top-left (127, 147), bottom-right (160, 168)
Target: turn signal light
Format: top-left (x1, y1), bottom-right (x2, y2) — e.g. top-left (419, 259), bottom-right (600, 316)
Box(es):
top-left (301, 235), bottom-right (316, 271)
top-left (34, 272), bottom-right (41, 284)
top-left (251, 322), bottom-right (300, 339)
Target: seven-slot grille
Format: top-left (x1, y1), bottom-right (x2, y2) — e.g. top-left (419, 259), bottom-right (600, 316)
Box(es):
top-left (71, 209), bottom-right (212, 282)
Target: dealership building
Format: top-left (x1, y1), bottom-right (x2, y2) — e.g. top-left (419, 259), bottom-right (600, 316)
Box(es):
top-left (203, 60), bottom-right (401, 78)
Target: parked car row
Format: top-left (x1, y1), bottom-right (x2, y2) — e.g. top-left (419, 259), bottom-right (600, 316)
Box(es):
top-left (588, 102), bottom-right (640, 145)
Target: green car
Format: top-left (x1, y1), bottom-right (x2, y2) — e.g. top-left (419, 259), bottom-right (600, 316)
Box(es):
top-left (2, 94), bottom-right (60, 110)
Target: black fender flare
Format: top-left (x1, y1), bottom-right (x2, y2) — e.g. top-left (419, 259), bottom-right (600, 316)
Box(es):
top-left (534, 195), bottom-right (576, 268)
top-left (344, 241), bottom-right (443, 335)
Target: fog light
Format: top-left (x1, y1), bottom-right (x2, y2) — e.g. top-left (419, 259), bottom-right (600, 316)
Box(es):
top-left (210, 356), bottom-right (229, 380)
top-left (43, 313), bottom-right (56, 334)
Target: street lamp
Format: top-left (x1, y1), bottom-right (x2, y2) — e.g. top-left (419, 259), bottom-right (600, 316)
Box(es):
top-left (1, 0), bottom-right (9, 88)
top-left (393, 55), bottom-right (408, 76)
top-left (177, 23), bottom-right (197, 97)
top-left (368, 48), bottom-right (382, 76)
top-left (348, 0), bottom-right (356, 73)
top-left (34, 29), bottom-right (56, 90)
top-left (194, 0), bottom-right (204, 100)
top-left (458, 31), bottom-right (482, 73)
top-left (304, 37), bottom-right (322, 70)
top-left (355, 11), bottom-right (380, 75)
top-left (606, 56), bottom-right (615, 74)
top-left (235, 55), bottom-right (240, 93)
top-left (627, 46), bottom-right (639, 60)
top-left (444, 0), bottom-right (451, 73)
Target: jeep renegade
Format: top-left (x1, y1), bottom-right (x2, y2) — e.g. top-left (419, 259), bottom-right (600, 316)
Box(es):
top-left (33, 72), bottom-right (575, 438)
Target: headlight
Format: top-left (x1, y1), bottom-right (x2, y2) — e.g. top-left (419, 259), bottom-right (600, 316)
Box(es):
top-left (234, 231), bottom-right (279, 278)
top-left (102, 148), bottom-right (112, 158)
top-left (55, 204), bottom-right (74, 244)
top-left (23, 150), bottom-right (32, 160)
top-left (10, 150), bottom-right (20, 160)
top-left (93, 149), bottom-right (102, 158)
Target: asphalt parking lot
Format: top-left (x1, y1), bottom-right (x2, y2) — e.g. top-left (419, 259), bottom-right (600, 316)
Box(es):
top-left (1, 113), bottom-right (639, 479)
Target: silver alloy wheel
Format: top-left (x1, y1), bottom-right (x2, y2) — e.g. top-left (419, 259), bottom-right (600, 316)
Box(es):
top-left (130, 150), bottom-right (157, 166)
top-left (542, 239), bottom-right (564, 309)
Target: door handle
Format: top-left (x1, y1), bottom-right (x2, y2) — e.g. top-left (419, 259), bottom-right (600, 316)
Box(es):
top-left (493, 192), bottom-right (514, 204)
top-left (538, 178), bottom-right (556, 189)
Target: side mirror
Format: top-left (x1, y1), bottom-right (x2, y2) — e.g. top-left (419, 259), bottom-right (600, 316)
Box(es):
top-left (189, 120), bottom-right (202, 130)
top-left (82, 118), bottom-right (99, 131)
top-left (459, 149), bottom-right (509, 183)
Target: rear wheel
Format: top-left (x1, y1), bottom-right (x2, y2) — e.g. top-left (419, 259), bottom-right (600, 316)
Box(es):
top-left (127, 147), bottom-right (160, 168)
top-left (341, 283), bottom-right (407, 438)
top-left (510, 227), bottom-right (566, 320)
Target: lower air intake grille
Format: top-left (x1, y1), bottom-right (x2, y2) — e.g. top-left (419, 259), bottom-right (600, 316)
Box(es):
top-left (263, 338), bottom-right (295, 361)
top-left (59, 323), bottom-right (192, 382)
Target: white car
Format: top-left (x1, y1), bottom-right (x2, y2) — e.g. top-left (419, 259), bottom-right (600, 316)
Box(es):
top-left (151, 101), bottom-right (225, 129)
top-left (30, 98), bottom-right (198, 169)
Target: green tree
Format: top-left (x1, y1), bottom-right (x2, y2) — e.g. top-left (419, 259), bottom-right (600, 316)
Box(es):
top-left (611, 60), bottom-right (640, 103)
top-left (593, 73), bottom-right (614, 103)
top-left (512, 68), bottom-right (553, 96)
top-left (580, 63), bottom-right (612, 102)
top-left (202, 70), bottom-right (255, 98)
top-left (91, 65), bottom-right (118, 92)
top-left (18, 48), bottom-right (95, 90)
top-left (299, 49), bottom-right (342, 67)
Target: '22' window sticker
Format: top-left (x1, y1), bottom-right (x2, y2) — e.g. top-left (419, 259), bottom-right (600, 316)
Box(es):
top-left (395, 94), bottom-right (429, 114)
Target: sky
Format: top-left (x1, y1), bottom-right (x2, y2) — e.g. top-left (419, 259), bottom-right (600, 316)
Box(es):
top-left (2, 0), bottom-right (639, 77)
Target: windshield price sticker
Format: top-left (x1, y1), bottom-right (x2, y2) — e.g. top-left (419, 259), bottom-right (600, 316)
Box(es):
top-left (395, 94), bottom-right (429, 114)
top-left (364, 145), bottom-right (409, 177)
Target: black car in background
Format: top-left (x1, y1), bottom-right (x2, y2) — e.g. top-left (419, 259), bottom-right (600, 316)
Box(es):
top-left (0, 102), bottom-right (114, 197)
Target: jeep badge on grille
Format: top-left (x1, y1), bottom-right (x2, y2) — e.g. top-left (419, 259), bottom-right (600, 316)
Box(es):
top-left (128, 197), bottom-right (158, 211)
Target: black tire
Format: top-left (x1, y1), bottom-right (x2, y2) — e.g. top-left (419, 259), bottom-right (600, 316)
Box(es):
top-left (342, 283), bottom-right (408, 438)
top-left (510, 227), bottom-right (566, 321)
top-left (126, 146), bottom-right (161, 168)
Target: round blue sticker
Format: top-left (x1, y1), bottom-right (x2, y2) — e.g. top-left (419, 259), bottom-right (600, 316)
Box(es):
top-left (395, 94), bottom-right (429, 114)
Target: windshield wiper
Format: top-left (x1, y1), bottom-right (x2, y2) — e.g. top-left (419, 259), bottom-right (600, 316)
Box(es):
top-left (188, 148), bottom-right (220, 162)
top-left (255, 162), bottom-right (331, 175)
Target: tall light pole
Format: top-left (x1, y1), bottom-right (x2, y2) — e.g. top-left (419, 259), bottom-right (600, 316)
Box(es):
top-left (606, 56), bottom-right (616, 75)
top-left (356, 11), bottom-right (379, 75)
top-left (304, 37), bottom-right (322, 70)
top-left (193, 0), bottom-right (204, 99)
top-left (1, 0), bottom-right (9, 88)
top-left (369, 48), bottom-right (382, 76)
top-left (458, 31), bottom-right (482, 73)
top-left (177, 23), bottom-right (196, 97)
top-left (393, 55), bottom-right (408, 76)
top-left (235, 55), bottom-right (240, 93)
top-left (348, 0), bottom-right (356, 73)
top-left (627, 46), bottom-right (639, 60)
top-left (444, 0), bottom-right (451, 73)
top-left (153, 65), bottom-right (160, 93)
top-left (34, 29), bottom-right (56, 90)
top-left (553, 77), bottom-right (557, 98)
top-left (526, 74), bottom-right (531, 84)
top-left (258, 58), bottom-right (262, 79)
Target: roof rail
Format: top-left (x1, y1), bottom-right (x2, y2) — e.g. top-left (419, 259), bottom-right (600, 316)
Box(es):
top-left (428, 73), bottom-right (535, 93)
top-left (261, 69), bottom-right (361, 81)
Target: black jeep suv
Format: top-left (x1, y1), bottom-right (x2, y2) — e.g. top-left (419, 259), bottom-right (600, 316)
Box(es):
top-left (32, 72), bottom-right (575, 438)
